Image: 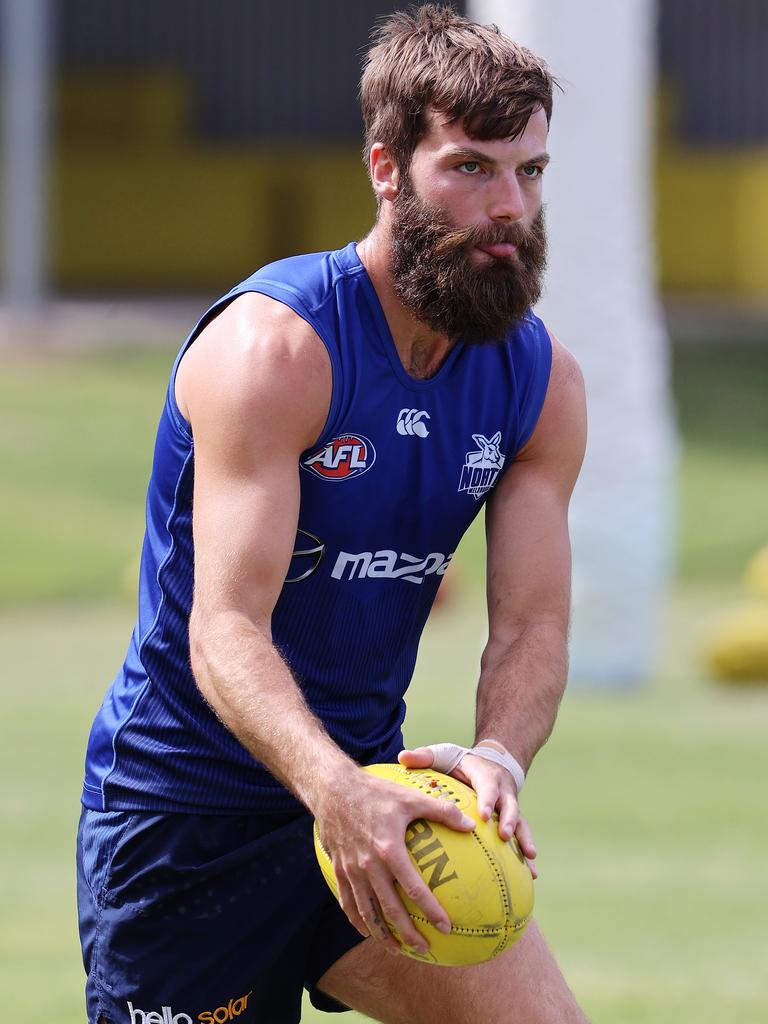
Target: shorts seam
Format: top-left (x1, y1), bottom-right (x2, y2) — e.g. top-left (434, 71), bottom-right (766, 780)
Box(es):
top-left (98, 812), bottom-right (140, 904)
top-left (89, 812), bottom-right (140, 1007)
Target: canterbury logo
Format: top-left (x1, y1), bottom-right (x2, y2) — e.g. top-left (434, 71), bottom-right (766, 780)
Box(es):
top-left (397, 408), bottom-right (430, 437)
top-left (331, 549), bottom-right (452, 584)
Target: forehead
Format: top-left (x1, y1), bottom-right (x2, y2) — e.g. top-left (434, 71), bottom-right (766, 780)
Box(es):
top-left (415, 106), bottom-right (549, 162)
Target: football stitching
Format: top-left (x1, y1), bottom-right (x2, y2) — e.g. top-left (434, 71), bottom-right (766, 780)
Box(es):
top-left (317, 769), bottom-right (531, 951)
top-left (470, 828), bottom-right (513, 957)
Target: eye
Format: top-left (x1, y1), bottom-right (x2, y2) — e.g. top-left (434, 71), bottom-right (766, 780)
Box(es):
top-left (520, 164), bottom-right (543, 179)
top-left (459, 161), bottom-right (482, 175)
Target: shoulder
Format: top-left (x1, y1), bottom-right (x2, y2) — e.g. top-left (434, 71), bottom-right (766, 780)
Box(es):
top-left (544, 330), bottom-right (585, 408)
top-left (240, 246), bottom-right (349, 315)
top-left (514, 328), bottom-right (586, 480)
top-left (176, 292), bottom-right (332, 454)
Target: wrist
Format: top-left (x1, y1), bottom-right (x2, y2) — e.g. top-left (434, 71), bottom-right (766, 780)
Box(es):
top-left (472, 738), bottom-right (526, 793)
top-left (301, 754), bottom-right (360, 819)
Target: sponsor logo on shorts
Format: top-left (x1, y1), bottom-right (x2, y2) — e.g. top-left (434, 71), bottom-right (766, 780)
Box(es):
top-left (458, 431), bottom-right (505, 500)
top-left (128, 1005), bottom-right (193, 1024)
top-left (331, 549), bottom-right (452, 584)
top-left (197, 992), bottom-right (253, 1024)
top-left (127, 991), bottom-right (252, 1024)
top-left (301, 433), bottom-right (375, 481)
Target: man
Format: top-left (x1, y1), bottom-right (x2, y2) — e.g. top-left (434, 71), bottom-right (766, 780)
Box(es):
top-left (77, 6), bottom-right (588, 1023)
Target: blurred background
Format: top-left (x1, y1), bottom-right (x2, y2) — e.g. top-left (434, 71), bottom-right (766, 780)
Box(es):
top-left (1, 1), bottom-right (766, 1022)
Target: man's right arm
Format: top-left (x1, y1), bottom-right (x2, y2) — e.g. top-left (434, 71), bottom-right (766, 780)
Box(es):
top-left (176, 293), bottom-right (473, 954)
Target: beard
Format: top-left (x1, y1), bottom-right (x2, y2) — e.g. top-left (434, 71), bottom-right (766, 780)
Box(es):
top-left (389, 177), bottom-right (547, 344)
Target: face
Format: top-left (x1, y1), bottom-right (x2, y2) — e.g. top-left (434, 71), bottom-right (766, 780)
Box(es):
top-left (386, 107), bottom-right (549, 343)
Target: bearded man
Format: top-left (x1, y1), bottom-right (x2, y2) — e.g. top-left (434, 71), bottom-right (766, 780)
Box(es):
top-left (77, 6), bottom-right (588, 1023)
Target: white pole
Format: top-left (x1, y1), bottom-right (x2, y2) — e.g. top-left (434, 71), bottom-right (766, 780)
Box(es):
top-left (469, 0), bottom-right (677, 687)
top-left (1, 0), bottom-right (51, 310)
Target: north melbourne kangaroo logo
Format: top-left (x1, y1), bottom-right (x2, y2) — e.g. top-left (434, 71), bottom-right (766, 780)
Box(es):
top-left (397, 408), bottom-right (430, 437)
top-left (459, 432), bottom-right (505, 499)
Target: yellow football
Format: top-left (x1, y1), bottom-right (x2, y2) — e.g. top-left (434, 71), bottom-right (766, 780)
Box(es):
top-left (703, 602), bottom-right (768, 683)
top-left (313, 763), bottom-right (534, 965)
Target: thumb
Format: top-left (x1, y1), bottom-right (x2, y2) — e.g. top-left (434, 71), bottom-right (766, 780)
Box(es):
top-left (398, 747), bottom-right (436, 768)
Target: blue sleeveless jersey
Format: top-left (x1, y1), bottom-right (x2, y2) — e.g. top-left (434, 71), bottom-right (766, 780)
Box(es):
top-left (82, 242), bottom-right (552, 813)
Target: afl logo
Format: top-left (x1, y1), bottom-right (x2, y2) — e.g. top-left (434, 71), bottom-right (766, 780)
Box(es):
top-left (301, 434), bottom-right (376, 481)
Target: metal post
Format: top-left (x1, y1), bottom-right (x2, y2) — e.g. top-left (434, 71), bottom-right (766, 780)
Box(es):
top-left (1, 0), bottom-right (51, 311)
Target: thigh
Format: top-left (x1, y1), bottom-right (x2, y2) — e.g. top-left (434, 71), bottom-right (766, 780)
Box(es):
top-left (317, 919), bottom-right (589, 1024)
top-left (76, 806), bottom-right (362, 1024)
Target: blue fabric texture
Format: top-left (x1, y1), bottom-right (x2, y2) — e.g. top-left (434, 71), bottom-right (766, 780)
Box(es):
top-left (76, 807), bottom-right (361, 1023)
top-left (81, 242), bottom-right (552, 814)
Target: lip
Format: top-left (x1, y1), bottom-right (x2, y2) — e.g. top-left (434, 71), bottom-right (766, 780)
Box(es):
top-left (476, 242), bottom-right (518, 259)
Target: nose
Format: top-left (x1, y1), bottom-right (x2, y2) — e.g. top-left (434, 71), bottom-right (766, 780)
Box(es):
top-left (488, 172), bottom-right (525, 222)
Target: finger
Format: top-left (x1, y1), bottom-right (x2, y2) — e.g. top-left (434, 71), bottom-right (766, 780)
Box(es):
top-left (367, 865), bottom-right (430, 954)
top-left (514, 815), bottom-right (538, 862)
top-left (497, 791), bottom-right (520, 841)
top-left (334, 866), bottom-right (370, 939)
top-left (465, 770), bottom-right (502, 822)
top-left (398, 747), bottom-right (435, 768)
top-left (416, 794), bottom-right (476, 832)
top-left (388, 849), bottom-right (452, 937)
top-left (346, 867), bottom-right (401, 954)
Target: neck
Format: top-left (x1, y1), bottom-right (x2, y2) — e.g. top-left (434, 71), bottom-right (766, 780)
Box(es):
top-left (357, 226), bottom-right (454, 380)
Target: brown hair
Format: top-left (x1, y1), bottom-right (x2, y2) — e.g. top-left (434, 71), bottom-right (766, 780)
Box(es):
top-left (360, 4), bottom-right (556, 177)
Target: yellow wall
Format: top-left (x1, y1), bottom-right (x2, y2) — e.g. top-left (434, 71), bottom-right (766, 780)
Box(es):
top-left (49, 70), bottom-right (768, 295)
top-left (52, 70), bottom-right (375, 291)
top-left (655, 86), bottom-right (768, 296)
top-left (54, 145), bottom-right (375, 290)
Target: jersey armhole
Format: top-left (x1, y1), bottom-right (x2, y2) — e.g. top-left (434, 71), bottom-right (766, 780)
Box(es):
top-left (514, 319), bottom-right (553, 453)
top-left (245, 281), bottom-right (343, 448)
top-left (166, 283), bottom-right (343, 448)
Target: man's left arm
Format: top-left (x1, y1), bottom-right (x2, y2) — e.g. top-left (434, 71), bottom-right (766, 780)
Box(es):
top-left (401, 333), bottom-right (586, 866)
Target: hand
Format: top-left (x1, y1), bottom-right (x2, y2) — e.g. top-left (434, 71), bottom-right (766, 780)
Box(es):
top-left (398, 746), bottom-right (538, 879)
top-left (314, 769), bottom-right (476, 955)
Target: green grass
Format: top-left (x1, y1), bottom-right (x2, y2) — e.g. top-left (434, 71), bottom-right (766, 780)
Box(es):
top-left (1, 341), bottom-right (765, 608)
top-left (0, 348), bottom-right (170, 606)
top-left (2, 592), bottom-right (767, 1023)
top-left (2, 340), bottom-right (767, 1021)
top-left (671, 342), bottom-right (768, 580)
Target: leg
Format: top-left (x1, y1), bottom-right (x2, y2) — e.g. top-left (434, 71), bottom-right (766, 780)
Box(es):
top-left (317, 919), bottom-right (588, 1024)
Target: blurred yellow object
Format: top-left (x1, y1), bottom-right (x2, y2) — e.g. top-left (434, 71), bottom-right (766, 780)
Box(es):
top-left (120, 556), bottom-right (141, 607)
top-left (744, 545), bottom-right (768, 599)
top-left (703, 603), bottom-right (768, 684)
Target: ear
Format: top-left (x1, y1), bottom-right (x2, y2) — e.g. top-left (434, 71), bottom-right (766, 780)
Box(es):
top-left (368, 143), bottom-right (401, 204)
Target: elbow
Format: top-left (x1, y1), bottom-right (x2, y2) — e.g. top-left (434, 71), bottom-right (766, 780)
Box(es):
top-left (188, 605), bottom-right (218, 702)
top-left (188, 602), bottom-right (271, 696)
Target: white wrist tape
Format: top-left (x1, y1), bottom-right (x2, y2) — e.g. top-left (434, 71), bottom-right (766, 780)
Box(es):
top-left (424, 739), bottom-right (525, 793)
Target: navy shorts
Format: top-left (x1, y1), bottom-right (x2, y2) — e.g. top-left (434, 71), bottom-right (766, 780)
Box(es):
top-left (76, 806), bottom-right (365, 1024)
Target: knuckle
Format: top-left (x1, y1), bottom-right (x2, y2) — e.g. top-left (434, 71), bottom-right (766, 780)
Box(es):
top-left (374, 839), bottom-right (396, 862)
top-left (403, 880), bottom-right (425, 901)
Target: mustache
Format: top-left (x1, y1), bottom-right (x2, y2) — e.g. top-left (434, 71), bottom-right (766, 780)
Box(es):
top-left (431, 212), bottom-right (545, 260)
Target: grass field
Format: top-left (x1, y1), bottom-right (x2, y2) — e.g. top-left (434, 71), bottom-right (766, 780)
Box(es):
top-left (2, 340), bottom-right (767, 1022)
